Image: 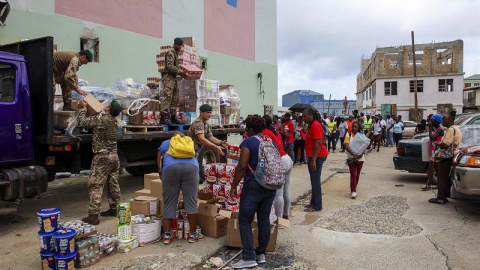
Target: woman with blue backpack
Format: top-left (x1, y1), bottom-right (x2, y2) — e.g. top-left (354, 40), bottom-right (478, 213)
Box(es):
top-left (230, 114), bottom-right (284, 269)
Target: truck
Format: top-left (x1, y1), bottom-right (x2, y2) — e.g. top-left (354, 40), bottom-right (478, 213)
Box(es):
top-left (0, 37), bottom-right (243, 213)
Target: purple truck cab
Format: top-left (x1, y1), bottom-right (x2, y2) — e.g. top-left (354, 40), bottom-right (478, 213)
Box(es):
top-left (0, 51), bottom-right (34, 165)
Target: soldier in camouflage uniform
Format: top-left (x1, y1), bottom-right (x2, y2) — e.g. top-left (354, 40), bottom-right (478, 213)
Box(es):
top-left (53, 50), bottom-right (92, 111)
top-left (161, 38), bottom-right (187, 123)
top-left (77, 99), bottom-right (122, 225)
top-left (188, 104), bottom-right (229, 155)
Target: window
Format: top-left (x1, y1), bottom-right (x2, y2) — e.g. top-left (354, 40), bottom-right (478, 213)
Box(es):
top-left (465, 83), bottom-right (471, 88)
top-left (384, 81), bottom-right (397, 96)
top-left (409, 80), bottom-right (424, 92)
top-left (475, 83), bottom-right (480, 86)
top-left (0, 64), bottom-right (15, 103)
top-left (80, 38), bottom-right (99, 62)
top-left (439, 79), bottom-right (453, 92)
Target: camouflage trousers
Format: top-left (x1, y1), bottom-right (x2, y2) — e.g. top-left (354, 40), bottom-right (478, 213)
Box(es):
top-left (160, 76), bottom-right (179, 112)
top-left (88, 152), bottom-right (121, 215)
top-left (53, 74), bottom-right (74, 107)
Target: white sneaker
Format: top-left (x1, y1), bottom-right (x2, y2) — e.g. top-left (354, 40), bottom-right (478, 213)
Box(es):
top-left (257, 254), bottom-right (266, 264)
top-left (232, 260), bottom-right (258, 269)
top-left (351, 192), bottom-right (357, 199)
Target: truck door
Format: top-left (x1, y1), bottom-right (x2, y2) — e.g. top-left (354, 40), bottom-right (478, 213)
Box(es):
top-left (0, 60), bottom-right (33, 164)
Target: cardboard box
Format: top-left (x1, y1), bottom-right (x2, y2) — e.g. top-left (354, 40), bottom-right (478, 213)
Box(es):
top-left (150, 179), bottom-right (163, 199)
top-left (130, 196), bottom-right (159, 216)
top-left (220, 105), bottom-right (232, 115)
top-left (117, 236), bottom-right (139, 253)
top-left (197, 203), bottom-right (229, 238)
top-left (157, 198), bottom-right (164, 217)
top-left (134, 189), bottom-right (151, 197)
top-left (83, 94), bottom-right (103, 117)
top-left (132, 221), bottom-right (162, 246)
top-left (223, 211), bottom-right (290, 252)
top-left (144, 173), bottom-right (160, 189)
top-left (180, 37), bottom-right (195, 47)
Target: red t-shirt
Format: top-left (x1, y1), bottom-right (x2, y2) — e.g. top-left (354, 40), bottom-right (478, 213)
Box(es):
top-left (305, 120), bottom-right (328, 158)
top-left (346, 120), bottom-right (354, 134)
top-left (263, 129), bottom-right (287, 156)
top-left (283, 121), bottom-right (294, 143)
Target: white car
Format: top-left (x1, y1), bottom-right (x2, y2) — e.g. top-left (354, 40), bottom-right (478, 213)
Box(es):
top-left (402, 121), bottom-right (418, 138)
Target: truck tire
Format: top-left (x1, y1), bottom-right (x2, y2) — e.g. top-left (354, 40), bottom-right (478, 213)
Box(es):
top-left (47, 169), bottom-right (56, 182)
top-left (125, 165), bottom-right (156, 176)
top-left (197, 145), bottom-right (223, 184)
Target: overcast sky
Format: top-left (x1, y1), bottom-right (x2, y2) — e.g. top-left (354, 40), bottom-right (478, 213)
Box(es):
top-left (277, 0), bottom-right (480, 106)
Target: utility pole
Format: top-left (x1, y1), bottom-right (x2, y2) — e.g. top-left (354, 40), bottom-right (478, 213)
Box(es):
top-left (411, 31), bottom-right (419, 122)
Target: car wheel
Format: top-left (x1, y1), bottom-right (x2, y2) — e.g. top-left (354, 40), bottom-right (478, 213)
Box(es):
top-left (125, 165), bottom-right (156, 176)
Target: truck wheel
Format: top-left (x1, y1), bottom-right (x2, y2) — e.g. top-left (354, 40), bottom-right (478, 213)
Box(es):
top-left (47, 169), bottom-right (56, 182)
top-left (197, 145), bottom-right (221, 184)
top-left (125, 165), bottom-right (156, 176)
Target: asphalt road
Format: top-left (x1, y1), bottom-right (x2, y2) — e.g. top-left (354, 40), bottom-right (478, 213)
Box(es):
top-left (0, 146), bottom-right (479, 270)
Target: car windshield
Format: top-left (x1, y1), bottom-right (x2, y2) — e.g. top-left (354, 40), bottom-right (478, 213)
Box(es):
top-left (455, 115), bottom-right (470, 125)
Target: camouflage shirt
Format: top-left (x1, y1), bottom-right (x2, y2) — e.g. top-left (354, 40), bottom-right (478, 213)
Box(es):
top-left (78, 108), bottom-right (118, 154)
top-left (53, 51), bottom-right (82, 91)
top-left (188, 117), bottom-right (213, 150)
top-left (162, 48), bottom-right (179, 78)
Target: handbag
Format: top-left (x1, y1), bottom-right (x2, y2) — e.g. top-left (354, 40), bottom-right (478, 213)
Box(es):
top-left (434, 127), bottom-right (456, 161)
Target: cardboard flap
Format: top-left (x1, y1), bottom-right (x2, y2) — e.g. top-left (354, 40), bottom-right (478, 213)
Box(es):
top-left (198, 203), bottom-right (218, 216)
top-left (219, 210), bottom-right (233, 219)
top-left (134, 196), bottom-right (158, 201)
top-left (277, 217), bottom-right (291, 228)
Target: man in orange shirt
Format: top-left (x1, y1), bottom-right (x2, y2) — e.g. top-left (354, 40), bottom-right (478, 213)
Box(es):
top-left (346, 115), bottom-right (354, 134)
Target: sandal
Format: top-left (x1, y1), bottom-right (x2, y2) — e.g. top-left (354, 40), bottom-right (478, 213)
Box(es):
top-left (429, 198), bottom-right (446, 204)
top-left (304, 206), bottom-right (319, 212)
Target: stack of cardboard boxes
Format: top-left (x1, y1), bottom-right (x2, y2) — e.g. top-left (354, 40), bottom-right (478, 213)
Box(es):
top-left (157, 37), bottom-right (202, 79)
top-left (219, 85), bottom-right (241, 125)
top-left (197, 79), bottom-right (221, 126)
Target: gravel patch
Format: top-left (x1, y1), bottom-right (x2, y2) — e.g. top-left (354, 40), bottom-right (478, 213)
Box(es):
top-left (315, 196), bottom-right (423, 236)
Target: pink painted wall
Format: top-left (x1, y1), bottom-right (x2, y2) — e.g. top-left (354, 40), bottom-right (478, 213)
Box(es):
top-left (204, 0), bottom-right (255, 61)
top-left (55, 0), bottom-right (162, 38)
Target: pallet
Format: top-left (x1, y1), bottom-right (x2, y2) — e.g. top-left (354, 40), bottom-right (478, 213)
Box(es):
top-left (164, 123), bottom-right (191, 132)
top-left (123, 125), bottom-right (165, 134)
top-left (222, 124), bottom-right (240, 128)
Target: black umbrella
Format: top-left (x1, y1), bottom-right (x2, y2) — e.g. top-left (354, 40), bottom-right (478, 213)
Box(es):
top-left (288, 103), bottom-right (315, 113)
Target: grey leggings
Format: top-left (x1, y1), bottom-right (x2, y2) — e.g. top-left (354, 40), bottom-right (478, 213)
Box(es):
top-left (274, 155), bottom-right (294, 217)
top-left (161, 163), bottom-right (199, 219)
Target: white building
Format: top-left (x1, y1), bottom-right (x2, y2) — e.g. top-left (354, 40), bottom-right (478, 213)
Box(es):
top-left (357, 40), bottom-right (464, 120)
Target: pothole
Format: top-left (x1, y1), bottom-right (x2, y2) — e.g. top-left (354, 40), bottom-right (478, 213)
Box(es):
top-left (315, 196), bottom-right (423, 236)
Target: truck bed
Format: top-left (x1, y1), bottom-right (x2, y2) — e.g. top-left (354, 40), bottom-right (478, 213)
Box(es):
top-left (47, 128), bottom-right (244, 144)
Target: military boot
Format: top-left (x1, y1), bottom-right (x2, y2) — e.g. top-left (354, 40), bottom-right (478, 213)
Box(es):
top-left (160, 111), bottom-right (171, 125)
top-left (170, 113), bottom-right (180, 124)
top-left (63, 101), bottom-right (77, 111)
top-left (100, 208), bottom-right (117, 217)
top-left (82, 214), bottom-right (100, 225)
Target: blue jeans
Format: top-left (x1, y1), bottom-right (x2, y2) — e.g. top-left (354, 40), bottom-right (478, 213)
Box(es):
top-left (239, 179), bottom-right (276, 260)
top-left (307, 157), bottom-right (327, 211)
top-left (387, 131), bottom-right (394, 147)
top-left (284, 142), bottom-right (294, 161)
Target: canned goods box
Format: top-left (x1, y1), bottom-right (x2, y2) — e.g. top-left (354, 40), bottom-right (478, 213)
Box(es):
top-left (132, 220), bottom-right (162, 246)
top-left (117, 236), bottom-right (139, 253)
top-left (130, 196), bottom-right (159, 216)
top-left (223, 211), bottom-right (291, 252)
